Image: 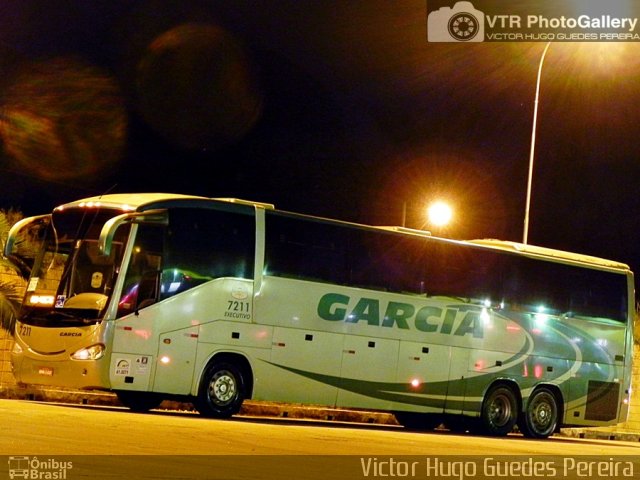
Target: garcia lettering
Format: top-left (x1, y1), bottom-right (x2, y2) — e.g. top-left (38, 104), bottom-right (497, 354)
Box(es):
top-left (317, 293), bottom-right (484, 338)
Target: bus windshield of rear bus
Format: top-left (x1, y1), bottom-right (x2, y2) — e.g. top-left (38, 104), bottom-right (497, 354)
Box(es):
top-left (20, 207), bottom-right (130, 327)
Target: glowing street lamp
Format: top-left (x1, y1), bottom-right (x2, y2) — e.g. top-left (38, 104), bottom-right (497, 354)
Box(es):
top-left (401, 200), bottom-right (453, 231)
top-left (427, 201), bottom-right (453, 228)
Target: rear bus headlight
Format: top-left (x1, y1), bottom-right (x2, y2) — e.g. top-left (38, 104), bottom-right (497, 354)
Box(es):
top-left (71, 344), bottom-right (105, 360)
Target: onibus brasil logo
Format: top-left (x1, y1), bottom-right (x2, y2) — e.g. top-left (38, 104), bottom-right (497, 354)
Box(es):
top-left (8, 457), bottom-right (73, 479)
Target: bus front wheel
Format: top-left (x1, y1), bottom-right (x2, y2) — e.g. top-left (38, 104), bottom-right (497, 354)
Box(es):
top-left (480, 385), bottom-right (518, 436)
top-left (518, 387), bottom-right (558, 439)
top-left (195, 362), bottom-right (245, 418)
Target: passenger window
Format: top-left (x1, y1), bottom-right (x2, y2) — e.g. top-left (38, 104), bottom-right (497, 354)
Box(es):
top-left (117, 225), bottom-right (164, 317)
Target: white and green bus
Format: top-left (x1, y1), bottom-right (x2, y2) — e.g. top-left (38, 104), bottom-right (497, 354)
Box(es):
top-left (6, 193), bottom-right (634, 438)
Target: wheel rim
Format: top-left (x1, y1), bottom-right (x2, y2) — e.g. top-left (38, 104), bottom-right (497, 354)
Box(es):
top-left (209, 370), bottom-right (237, 406)
top-left (530, 392), bottom-right (555, 432)
top-left (489, 392), bottom-right (512, 428)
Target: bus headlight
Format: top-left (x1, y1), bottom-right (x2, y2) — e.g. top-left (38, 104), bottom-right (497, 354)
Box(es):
top-left (12, 342), bottom-right (23, 354)
top-left (71, 344), bottom-right (105, 361)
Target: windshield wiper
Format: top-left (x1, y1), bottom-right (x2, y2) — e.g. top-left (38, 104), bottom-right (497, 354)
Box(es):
top-left (23, 309), bottom-right (100, 327)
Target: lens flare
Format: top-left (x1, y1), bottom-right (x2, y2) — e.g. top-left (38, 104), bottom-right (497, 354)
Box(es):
top-left (0, 58), bottom-right (126, 182)
top-left (135, 23), bottom-right (263, 151)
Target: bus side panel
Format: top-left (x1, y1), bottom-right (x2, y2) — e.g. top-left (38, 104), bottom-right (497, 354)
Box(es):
top-left (154, 325), bottom-right (199, 394)
top-left (251, 277), bottom-right (349, 405)
top-left (336, 336), bottom-right (399, 411)
top-left (565, 361), bottom-right (626, 427)
top-left (558, 316), bottom-right (629, 426)
top-left (393, 342), bottom-right (451, 414)
top-left (267, 327), bottom-right (343, 406)
top-left (443, 346), bottom-right (470, 415)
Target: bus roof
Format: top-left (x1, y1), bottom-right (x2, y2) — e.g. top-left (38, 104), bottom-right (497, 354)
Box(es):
top-left (53, 193), bottom-right (630, 273)
top-left (468, 239), bottom-right (631, 272)
top-left (54, 193), bottom-right (274, 212)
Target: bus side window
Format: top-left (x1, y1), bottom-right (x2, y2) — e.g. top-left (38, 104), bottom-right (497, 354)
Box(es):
top-left (116, 225), bottom-right (164, 317)
top-left (159, 208), bottom-right (256, 300)
top-left (136, 270), bottom-right (160, 310)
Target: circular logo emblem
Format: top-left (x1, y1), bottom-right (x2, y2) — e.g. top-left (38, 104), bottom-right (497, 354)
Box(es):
top-left (448, 12), bottom-right (479, 41)
top-left (231, 284), bottom-right (248, 300)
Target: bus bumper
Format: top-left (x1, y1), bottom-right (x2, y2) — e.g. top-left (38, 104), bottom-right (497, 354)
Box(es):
top-left (11, 344), bottom-right (110, 390)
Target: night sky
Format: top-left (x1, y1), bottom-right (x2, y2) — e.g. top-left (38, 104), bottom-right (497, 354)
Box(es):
top-left (1, 1), bottom-right (640, 286)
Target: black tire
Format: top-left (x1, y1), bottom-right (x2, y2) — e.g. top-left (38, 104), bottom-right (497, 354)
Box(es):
top-left (394, 412), bottom-right (442, 431)
top-left (194, 362), bottom-right (246, 418)
top-left (518, 387), bottom-right (558, 439)
top-left (116, 391), bottom-right (163, 412)
top-left (480, 385), bottom-right (518, 436)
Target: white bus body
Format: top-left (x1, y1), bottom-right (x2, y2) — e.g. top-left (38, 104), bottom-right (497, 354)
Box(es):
top-left (7, 193), bottom-right (634, 438)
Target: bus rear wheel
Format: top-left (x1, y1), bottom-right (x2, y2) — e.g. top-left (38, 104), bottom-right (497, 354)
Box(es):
top-left (480, 385), bottom-right (518, 436)
top-left (195, 362), bottom-right (245, 418)
top-left (116, 391), bottom-right (163, 412)
top-left (518, 387), bottom-right (558, 439)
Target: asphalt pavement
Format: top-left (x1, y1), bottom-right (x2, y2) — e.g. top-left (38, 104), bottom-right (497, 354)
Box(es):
top-left (1, 384), bottom-right (638, 443)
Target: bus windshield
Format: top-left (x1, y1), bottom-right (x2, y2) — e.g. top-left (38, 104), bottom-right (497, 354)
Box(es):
top-left (20, 207), bottom-right (130, 327)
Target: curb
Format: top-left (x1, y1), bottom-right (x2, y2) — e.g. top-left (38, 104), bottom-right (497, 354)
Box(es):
top-left (1, 385), bottom-right (639, 442)
top-left (0, 385), bottom-right (398, 426)
top-left (560, 427), bottom-right (640, 443)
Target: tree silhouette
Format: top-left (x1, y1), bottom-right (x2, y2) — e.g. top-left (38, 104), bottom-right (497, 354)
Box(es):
top-left (0, 209), bottom-right (27, 334)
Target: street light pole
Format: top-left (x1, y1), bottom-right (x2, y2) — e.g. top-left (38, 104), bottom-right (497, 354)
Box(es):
top-left (401, 201), bottom-right (407, 227)
top-left (523, 41), bottom-right (551, 245)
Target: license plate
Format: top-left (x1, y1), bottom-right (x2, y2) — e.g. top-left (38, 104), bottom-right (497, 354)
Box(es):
top-left (38, 367), bottom-right (54, 376)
